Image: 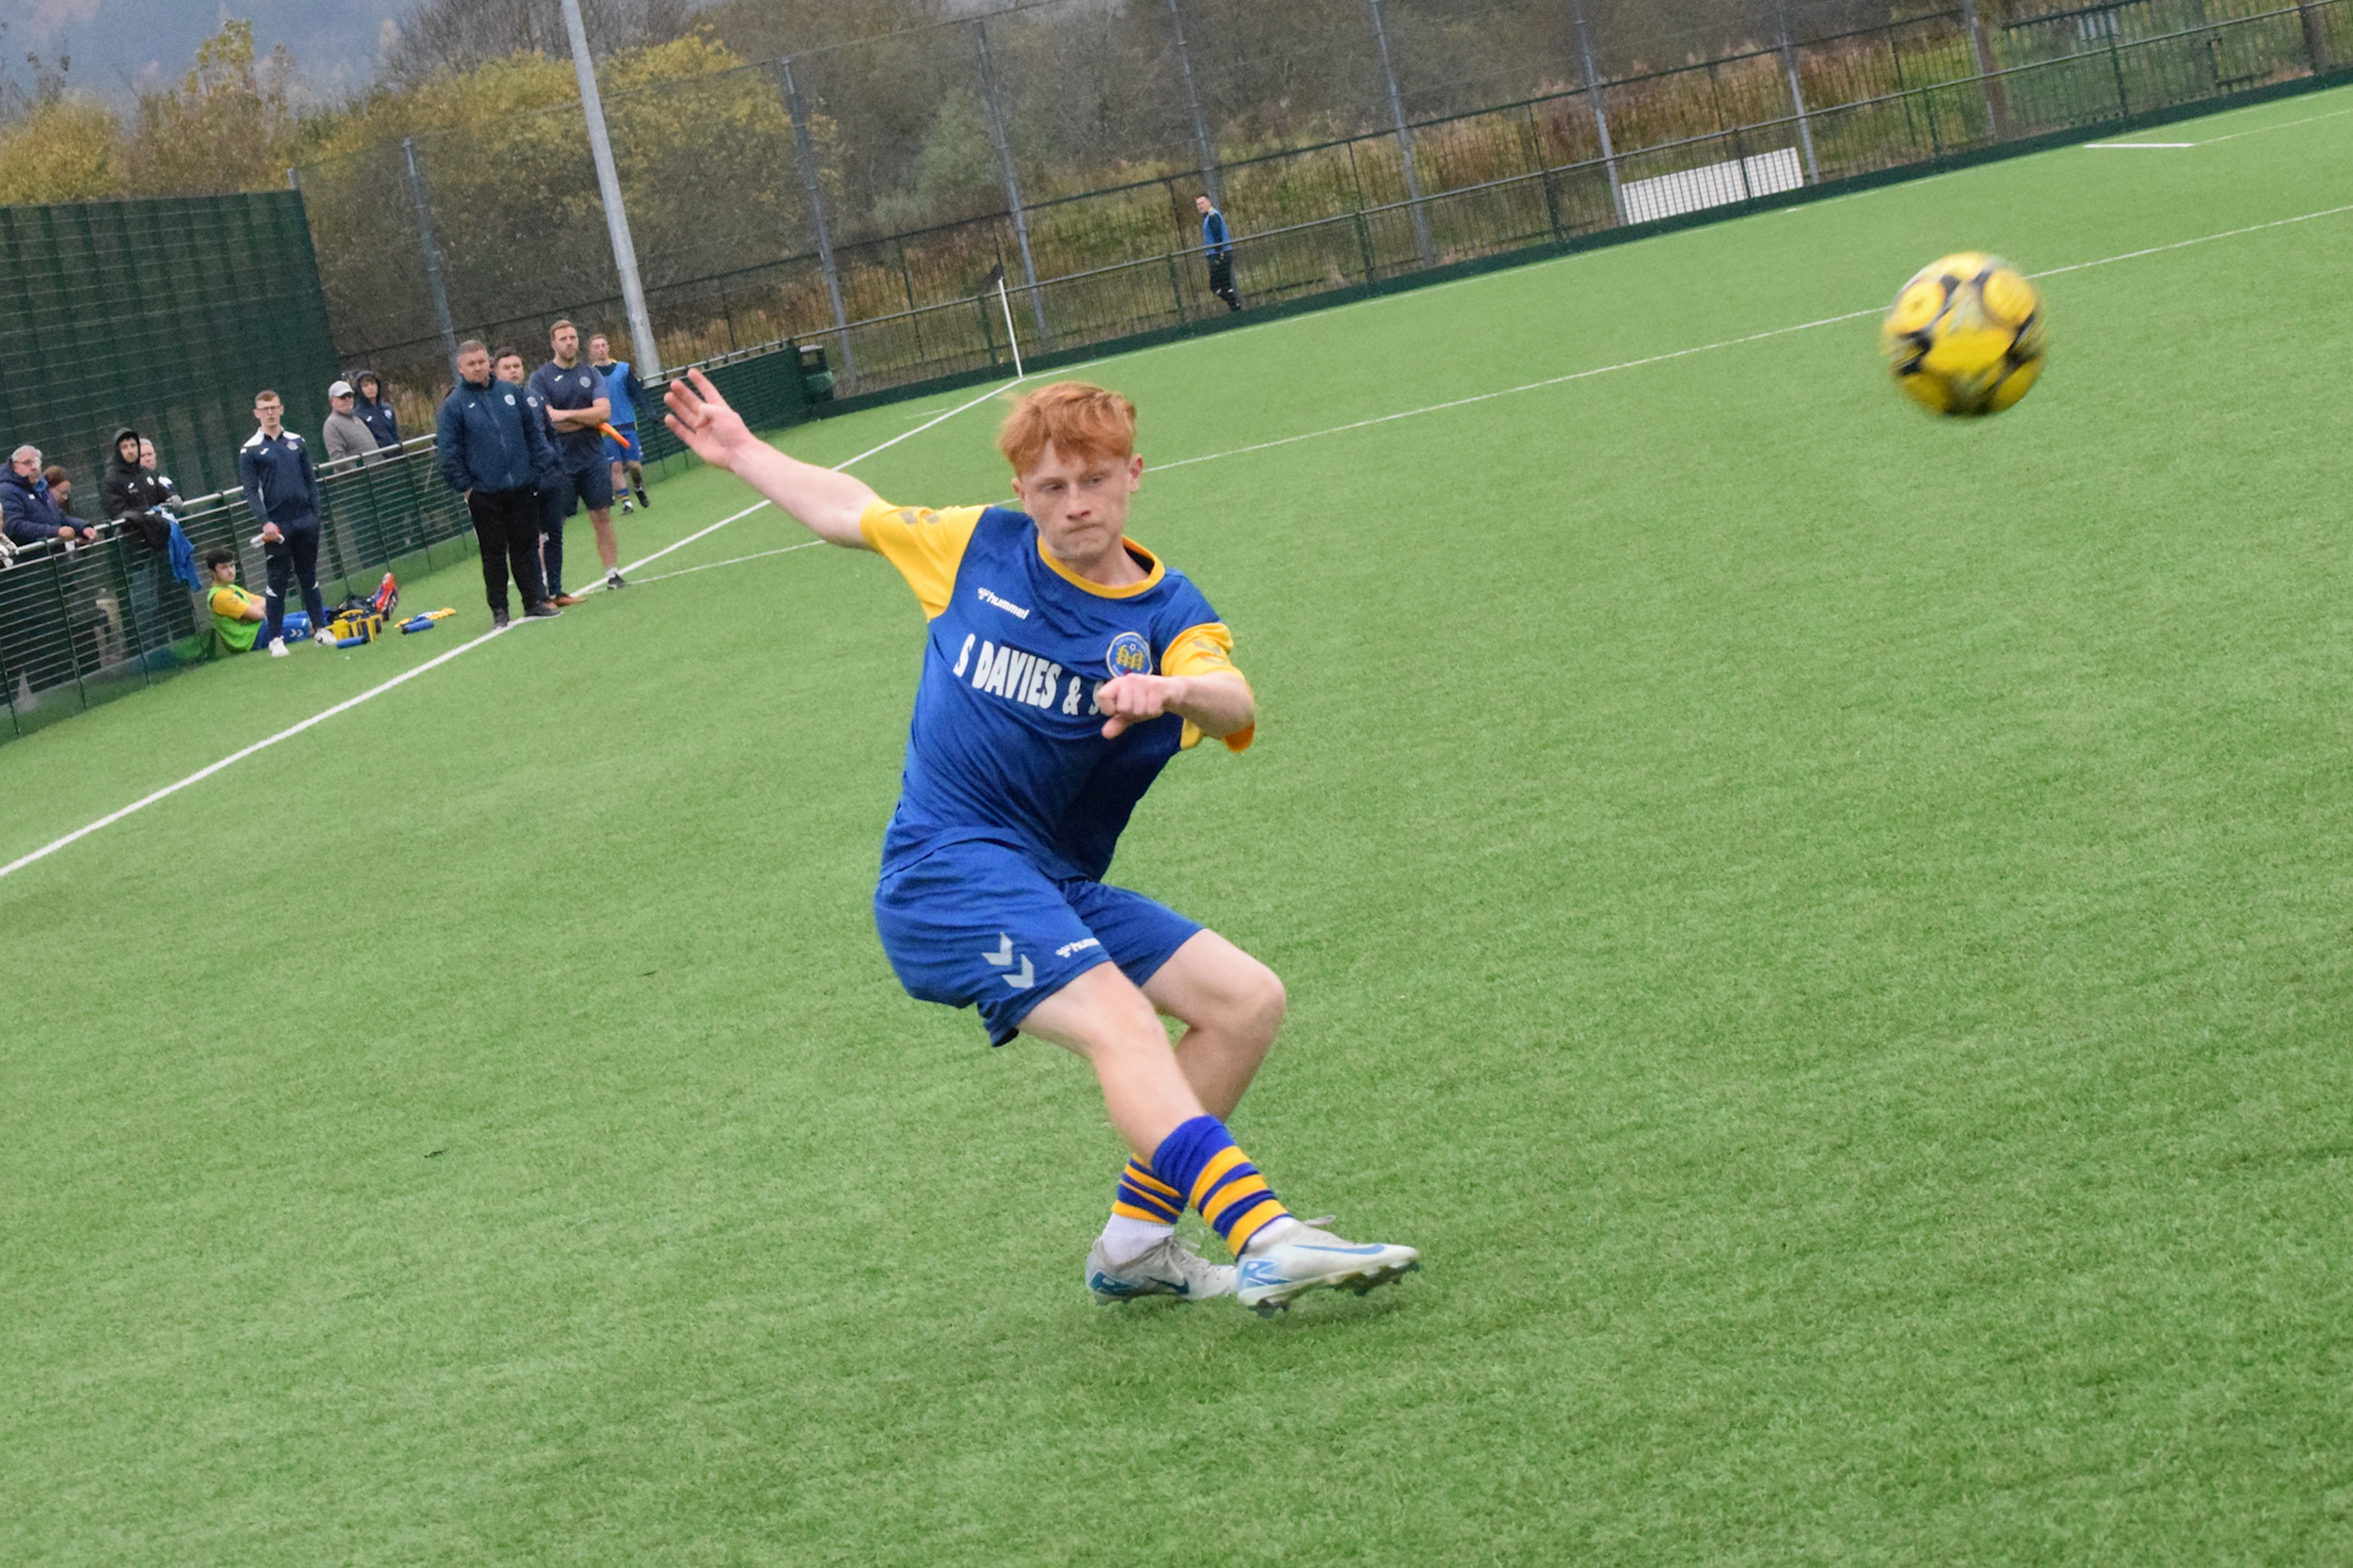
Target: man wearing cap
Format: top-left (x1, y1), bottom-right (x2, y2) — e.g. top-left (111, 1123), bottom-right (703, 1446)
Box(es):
top-left (322, 379), bottom-right (386, 470)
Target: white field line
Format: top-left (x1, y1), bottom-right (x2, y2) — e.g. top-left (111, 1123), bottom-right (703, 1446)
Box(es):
top-left (2197, 103), bottom-right (2353, 143)
top-left (0, 376), bottom-right (1021, 883)
top-left (632, 539), bottom-right (824, 585)
top-left (1159, 199), bottom-right (2353, 472)
top-left (2084, 141), bottom-right (2196, 149)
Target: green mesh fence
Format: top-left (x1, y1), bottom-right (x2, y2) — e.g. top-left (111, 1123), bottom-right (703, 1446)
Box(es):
top-left (0, 190), bottom-right (344, 503)
top-left (303, 0), bottom-right (2353, 412)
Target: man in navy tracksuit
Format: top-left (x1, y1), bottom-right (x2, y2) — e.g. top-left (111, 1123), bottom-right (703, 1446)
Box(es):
top-left (530, 318), bottom-right (625, 600)
top-left (237, 392), bottom-right (329, 653)
top-left (438, 338), bottom-right (561, 628)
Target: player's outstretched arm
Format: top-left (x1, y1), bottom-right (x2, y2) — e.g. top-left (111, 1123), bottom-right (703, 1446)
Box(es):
top-left (663, 367), bottom-right (877, 548)
top-left (1096, 670), bottom-right (1255, 740)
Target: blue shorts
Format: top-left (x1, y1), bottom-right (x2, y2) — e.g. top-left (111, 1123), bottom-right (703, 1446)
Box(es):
top-left (603, 426), bottom-right (641, 464)
top-left (873, 838), bottom-right (1202, 1046)
top-left (545, 458), bottom-right (614, 519)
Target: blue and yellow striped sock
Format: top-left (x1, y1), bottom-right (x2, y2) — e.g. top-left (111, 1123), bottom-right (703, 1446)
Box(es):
top-left (1149, 1115), bottom-right (1293, 1257)
top-left (1112, 1159), bottom-right (1183, 1226)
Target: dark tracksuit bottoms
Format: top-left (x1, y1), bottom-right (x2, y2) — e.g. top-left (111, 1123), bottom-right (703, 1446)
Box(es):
top-left (264, 519), bottom-right (328, 645)
top-left (469, 488), bottom-right (547, 614)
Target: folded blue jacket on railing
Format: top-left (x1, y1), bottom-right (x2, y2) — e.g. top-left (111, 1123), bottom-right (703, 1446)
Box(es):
top-left (437, 376), bottom-right (555, 495)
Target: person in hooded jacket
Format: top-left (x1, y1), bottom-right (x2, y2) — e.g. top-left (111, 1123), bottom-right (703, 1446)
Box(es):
top-left (104, 425), bottom-right (187, 640)
top-left (351, 371), bottom-right (400, 450)
top-left (2, 444), bottom-right (99, 547)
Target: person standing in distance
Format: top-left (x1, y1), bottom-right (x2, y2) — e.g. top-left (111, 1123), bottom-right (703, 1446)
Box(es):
top-left (662, 371), bottom-right (1419, 1315)
top-left (1196, 193), bottom-right (1240, 312)
top-left (350, 371), bottom-right (400, 450)
top-left (530, 319), bottom-right (625, 597)
top-left (438, 340), bottom-right (562, 629)
top-left (238, 392), bottom-right (330, 656)
top-left (587, 333), bottom-right (650, 515)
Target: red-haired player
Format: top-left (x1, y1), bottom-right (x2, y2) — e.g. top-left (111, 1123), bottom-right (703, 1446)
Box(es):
top-left (664, 372), bottom-right (1418, 1314)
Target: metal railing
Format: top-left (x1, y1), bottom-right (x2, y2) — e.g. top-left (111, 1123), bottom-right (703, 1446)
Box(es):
top-left (0, 440), bottom-right (474, 742)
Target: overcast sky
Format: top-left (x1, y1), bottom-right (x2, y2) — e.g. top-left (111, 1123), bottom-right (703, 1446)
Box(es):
top-left (8, 0), bottom-right (406, 102)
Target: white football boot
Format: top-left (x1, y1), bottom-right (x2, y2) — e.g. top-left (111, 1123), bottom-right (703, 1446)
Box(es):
top-left (1235, 1217), bottom-right (1419, 1316)
top-left (1085, 1232), bottom-right (1236, 1304)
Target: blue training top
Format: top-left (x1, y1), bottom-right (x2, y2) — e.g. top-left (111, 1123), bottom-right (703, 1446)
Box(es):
top-left (1202, 206), bottom-right (1231, 261)
top-left (859, 501), bottom-right (1253, 884)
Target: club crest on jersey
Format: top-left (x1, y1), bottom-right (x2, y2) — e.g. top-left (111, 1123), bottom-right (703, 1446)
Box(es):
top-left (1106, 632), bottom-right (1152, 678)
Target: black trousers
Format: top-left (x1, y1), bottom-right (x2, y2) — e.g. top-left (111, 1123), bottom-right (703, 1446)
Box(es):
top-left (263, 517), bottom-right (327, 642)
top-left (1207, 253), bottom-right (1240, 311)
top-left (468, 486), bottom-right (547, 614)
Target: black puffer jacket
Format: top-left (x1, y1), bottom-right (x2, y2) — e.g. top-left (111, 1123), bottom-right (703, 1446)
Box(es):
top-left (102, 426), bottom-right (181, 552)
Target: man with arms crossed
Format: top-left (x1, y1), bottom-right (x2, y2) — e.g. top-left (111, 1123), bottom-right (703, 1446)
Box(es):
top-left (530, 319), bottom-right (626, 599)
top-left (664, 371), bottom-right (1417, 1314)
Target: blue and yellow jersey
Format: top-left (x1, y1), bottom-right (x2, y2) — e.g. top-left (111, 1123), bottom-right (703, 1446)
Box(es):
top-left (861, 500), bottom-right (1252, 883)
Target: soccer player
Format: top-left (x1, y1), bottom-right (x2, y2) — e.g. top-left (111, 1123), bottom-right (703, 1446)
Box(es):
top-left (663, 372), bottom-right (1418, 1314)
top-left (587, 333), bottom-right (650, 514)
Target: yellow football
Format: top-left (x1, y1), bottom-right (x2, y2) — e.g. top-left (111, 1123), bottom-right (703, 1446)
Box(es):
top-left (1881, 252), bottom-right (2048, 417)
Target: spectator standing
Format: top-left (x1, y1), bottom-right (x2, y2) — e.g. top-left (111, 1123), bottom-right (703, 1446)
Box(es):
top-left (201, 549), bottom-right (269, 654)
top-left (321, 379), bottom-right (385, 469)
top-left (530, 319), bottom-right (627, 598)
top-left (2, 445), bottom-right (98, 545)
top-left (237, 391), bottom-right (330, 655)
top-left (588, 333), bottom-right (651, 515)
top-left (104, 426), bottom-right (184, 642)
top-left (351, 371), bottom-right (400, 450)
top-left (438, 339), bottom-right (562, 629)
top-left (1196, 194), bottom-right (1241, 312)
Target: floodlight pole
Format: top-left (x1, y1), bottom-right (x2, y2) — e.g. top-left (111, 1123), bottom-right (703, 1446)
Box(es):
top-left (1958, 0), bottom-right (2010, 140)
top-left (1771, 0), bottom-right (1819, 182)
top-left (1167, 0), bottom-right (1223, 210)
top-left (975, 19), bottom-right (1048, 341)
top-left (560, 0), bottom-right (662, 377)
top-left (780, 55), bottom-right (855, 387)
top-left (1568, 0), bottom-right (1625, 224)
top-left (401, 137), bottom-right (460, 381)
top-left (1368, 0), bottom-right (1435, 265)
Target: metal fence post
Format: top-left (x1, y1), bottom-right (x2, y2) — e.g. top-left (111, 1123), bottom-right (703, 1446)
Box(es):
top-left (1568, 0), bottom-right (1625, 224)
top-left (1168, 0), bottom-right (1223, 210)
top-left (1959, 0), bottom-right (2010, 139)
top-left (2104, 12), bottom-right (2132, 120)
top-left (1367, 0), bottom-right (1435, 265)
top-left (975, 19), bottom-right (1048, 341)
top-left (1772, 0), bottom-right (1819, 182)
top-left (1354, 208), bottom-right (1380, 286)
top-left (2300, 0), bottom-right (2330, 72)
top-left (401, 138), bottom-right (460, 382)
top-left (780, 56), bottom-right (856, 389)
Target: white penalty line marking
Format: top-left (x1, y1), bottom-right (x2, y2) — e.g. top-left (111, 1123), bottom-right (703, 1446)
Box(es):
top-left (1159, 199), bottom-right (2353, 472)
top-left (0, 376), bottom-right (1021, 883)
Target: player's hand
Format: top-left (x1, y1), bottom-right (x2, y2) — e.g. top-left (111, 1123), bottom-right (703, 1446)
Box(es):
top-left (664, 368), bottom-right (760, 472)
top-left (1096, 673), bottom-right (1184, 739)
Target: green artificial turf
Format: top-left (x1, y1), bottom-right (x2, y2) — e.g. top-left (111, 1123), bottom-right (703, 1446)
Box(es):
top-left (7, 87), bottom-right (2353, 1564)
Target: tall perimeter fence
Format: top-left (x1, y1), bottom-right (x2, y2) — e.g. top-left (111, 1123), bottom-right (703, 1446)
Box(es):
top-left (303, 0), bottom-right (2353, 424)
top-left (8, 0), bottom-right (2350, 742)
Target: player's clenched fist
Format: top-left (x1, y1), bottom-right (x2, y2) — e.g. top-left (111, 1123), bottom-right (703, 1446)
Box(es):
top-left (1096, 673), bottom-right (1182, 738)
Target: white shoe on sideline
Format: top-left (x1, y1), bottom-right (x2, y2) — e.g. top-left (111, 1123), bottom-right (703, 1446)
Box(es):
top-left (1235, 1217), bottom-right (1419, 1316)
top-left (267, 637), bottom-right (289, 658)
top-left (1085, 1232), bottom-right (1235, 1304)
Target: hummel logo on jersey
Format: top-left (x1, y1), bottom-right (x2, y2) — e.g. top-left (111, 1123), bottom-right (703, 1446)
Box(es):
top-left (976, 586), bottom-right (1030, 619)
